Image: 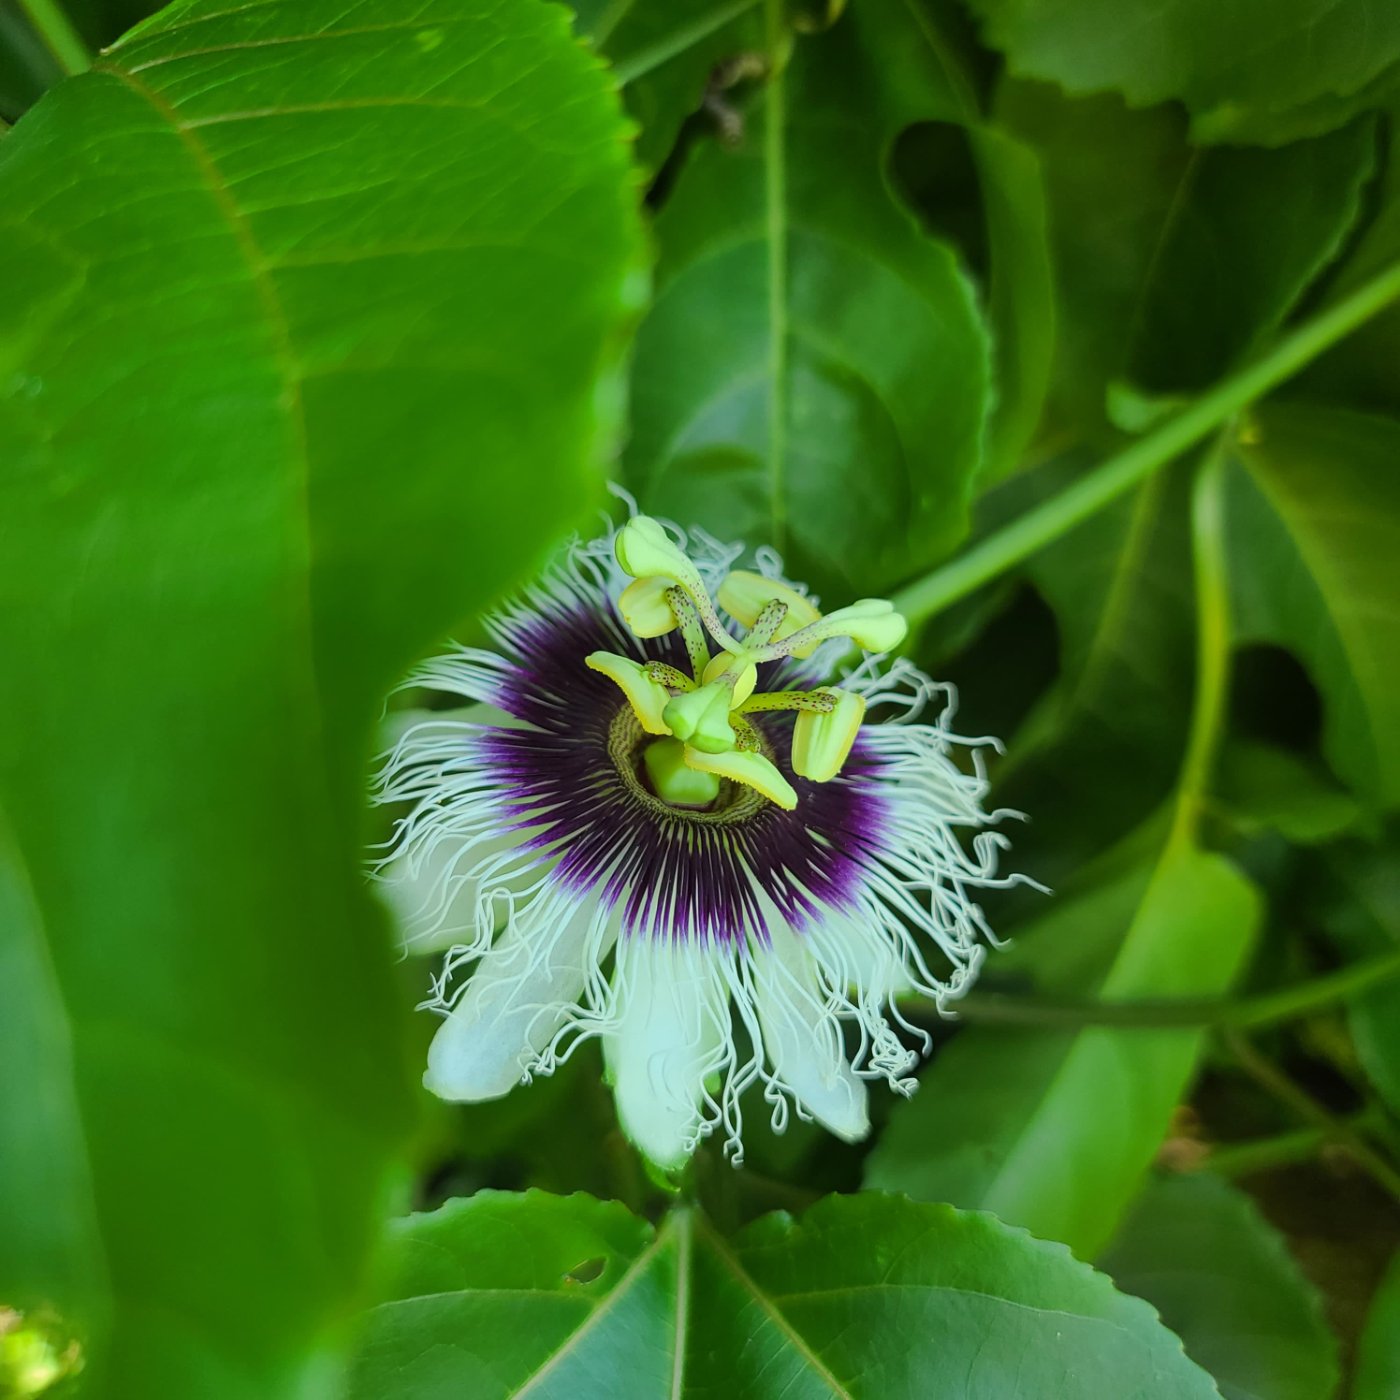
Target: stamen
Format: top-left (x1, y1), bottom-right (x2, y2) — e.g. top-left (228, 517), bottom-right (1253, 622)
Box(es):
top-left (615, 517), bottom-right (741, 656)
top-left (665, 586), bottom-right (714, 679)
top-left (742, 597), bottom-right (790, 649)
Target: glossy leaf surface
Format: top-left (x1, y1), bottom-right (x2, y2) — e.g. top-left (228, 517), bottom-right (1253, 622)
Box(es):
top-left (0, 1), bottom-right (643, 1394)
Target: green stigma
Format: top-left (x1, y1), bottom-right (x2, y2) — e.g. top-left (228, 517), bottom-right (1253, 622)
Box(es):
top-left (588, 517), bottom-right (908, 811)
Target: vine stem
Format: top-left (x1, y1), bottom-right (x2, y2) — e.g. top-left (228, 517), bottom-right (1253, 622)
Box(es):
top-left (1221, 1029), bottom-right (1400, 1203)
top-left (16, 0), bottom-right (89, 77)
top-left (892, 258), bottom-right (1400, 627)
top-left (942, 947), bottom-right (1400, 1029)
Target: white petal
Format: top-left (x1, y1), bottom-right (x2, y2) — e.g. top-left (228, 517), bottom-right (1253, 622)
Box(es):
top-left (376, 706), bottom-right (541, 955)
top-left (754, 926), bottom-right (869, 1143)
top-left (604, 939), bottom-right (727, 1172)
top-left (424, 898), bottom-right (612, 1102)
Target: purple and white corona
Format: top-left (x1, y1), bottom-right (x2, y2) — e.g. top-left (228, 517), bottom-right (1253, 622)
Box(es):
top-left (374, 512), bottom-right (1020, 1171)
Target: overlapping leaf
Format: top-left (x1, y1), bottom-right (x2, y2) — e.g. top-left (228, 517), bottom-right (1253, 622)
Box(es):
top-left (347, 1191), bottom-right (1223, 1398)
top-left (867, 841), bottom-right (1260, 1257)
top-left (967, 0), bottom-right (1400, 144)
top-left (1100, 1174), bottom-right (1340, 1400)
top-left (0, 1), bottom-right (643, 1394)
top-left (624, 0), bottom-right (993, 597)
top-left (1227, 405), bottom-right (1400, 808)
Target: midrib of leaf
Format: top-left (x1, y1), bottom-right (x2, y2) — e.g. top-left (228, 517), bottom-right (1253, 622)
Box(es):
top-left (763, 0), bottom-right (789, 554)
top-left (510, 1227), bottom-right (672, 1399)
top-left (899, 0), bottom-right (979, 121)
top-left (1062, 468), bottom-right (1170, 719)
top-left (93, 59), bottom-right (328, 766)
top-left (696, 1216), bottom-right (853, 1397)
top-left (669, 1208), bottom-right (692, 1400)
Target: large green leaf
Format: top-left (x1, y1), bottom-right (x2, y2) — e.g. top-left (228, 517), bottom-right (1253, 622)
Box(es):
top-left (0, 0), bottom-right (643, 1393)
top-left (1099, 1174), bottom-right (1340, 1400)
top-left (866, 842), bottom-right (1261, 1257)
top-left (995, 81), bottom-right (1376, 430)
top-left (1228, 405), bottom-right (1400, 807)
top-left (623, 0), bottom-right (992, 597)
top-left (1355, 1248), bottom-right (1400, 1400)
top-left (347, 1191), bottom-right (1222, 1398)
top-left (968, 0), bottom-right (1400, 144)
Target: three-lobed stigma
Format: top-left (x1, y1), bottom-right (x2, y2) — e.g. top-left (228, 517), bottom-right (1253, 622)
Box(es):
top-left (587, 516), bottom-right (909, 811)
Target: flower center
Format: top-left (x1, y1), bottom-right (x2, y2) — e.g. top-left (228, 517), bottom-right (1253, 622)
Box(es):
top-left (588, 517), bottom-right (909, 811)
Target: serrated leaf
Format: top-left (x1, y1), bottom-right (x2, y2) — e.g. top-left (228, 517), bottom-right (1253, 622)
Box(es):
top-left (623, 0), bottom-right (992, 597)
top-left (0, 1), bottom-right (643, 1394)
top-left (347, 1191), bottom-right (1223, 1398)
top-left (867, 842), bottom-right (1261, 1258)
top-left (1099, 1173), bottom-right (1340, 1400)
top-left (968, 0), bottom-right (1400, 145)
top-left (1227, 405), bottom-right (1400, 807)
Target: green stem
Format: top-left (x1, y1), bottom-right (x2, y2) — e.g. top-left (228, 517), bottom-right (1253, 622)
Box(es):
top-left (892, 258), bottom-right (1400, 627)
top-left (16, 0), bottom-right (88, 77)
top-left (1198, 1125), bottom-right (1335, 1179)
top-left (1221, 1029), bottom-right (1400, 1204)
top-left (1168, 443), bottom-right (1231, 848)
top-left (938, 947), bottom-right (1400, 1029)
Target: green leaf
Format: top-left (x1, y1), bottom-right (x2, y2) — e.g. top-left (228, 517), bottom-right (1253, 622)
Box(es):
top-left (1123, 120), bottom-right (1376, 395)
top-left (623, 0), bottom-right (992, 597)
top-left (999, 458), bottom-right (1195, 883)
top-left (347, 1191), bottom-right (1223, 1398)
top-left (1099, 1173), bottom-right (1340, 1400)
top-left (1213, 740), bottom-right (1362, 845)
top-left (967, 0), bottom-right (1400, 144)
top-left (1308, 830), bottom-right (1400, 1117)
top-left (867, 842), bottom-right (1261, 1257)
top-left (0, 0), bottom-right (643, 1393)
top-left (995, 81), bottom-right (1376, 431)
top-left (1355, 1248), bottom-right (1400, 1400)
top-left (1227, 405), bottom-right (1400, 807)
top-left (573, 0), bottom-right (764, 175)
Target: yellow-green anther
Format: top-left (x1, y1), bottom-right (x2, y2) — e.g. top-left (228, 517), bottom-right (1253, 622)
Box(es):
top-left (615, 516), bottom-right (742, 656)
top-left (643, 737), bottom-right (721, 807)
top-left (616, 516), bottom-right (699, 587)
top-left (792, 688), bottom-right (866, 781)
top-left (718, 570), bottom-right (822, 656)
top-left (618, 576), bottom-right (680, 638)
top-left (684, 746), bottom-right (798, 810)
top-left (663, 680), bottom-right (737, 754)
top-left (775, 598), bottom-right (908, 657)
top-left (700, 652), bottom-right (757, 705)
top-left (586, 651), bottom-right (673, 735)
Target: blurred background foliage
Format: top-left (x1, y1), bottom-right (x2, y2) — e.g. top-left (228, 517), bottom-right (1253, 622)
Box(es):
top-left (4, 0), bottom-right (1400, 1395)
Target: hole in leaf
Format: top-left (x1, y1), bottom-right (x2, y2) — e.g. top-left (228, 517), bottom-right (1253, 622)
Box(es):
top-left (564, 1256), bottom-right (606, 1286)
